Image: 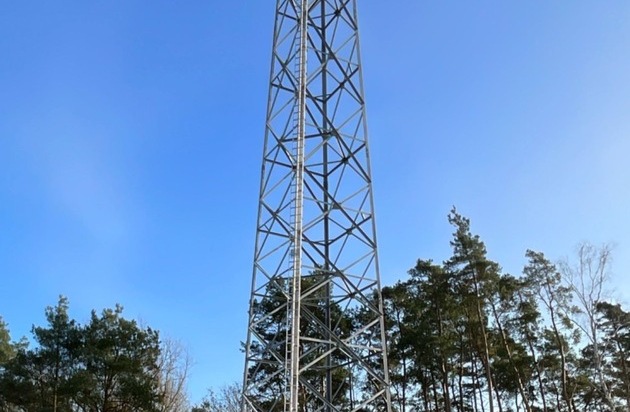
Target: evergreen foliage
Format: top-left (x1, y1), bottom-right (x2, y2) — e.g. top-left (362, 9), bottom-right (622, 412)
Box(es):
top-left (1, 210), bottom-right (628, 412)
top-left (382, 210), bottom-right (627, 412)
top-left (0, 298), bottom-right (173, 412)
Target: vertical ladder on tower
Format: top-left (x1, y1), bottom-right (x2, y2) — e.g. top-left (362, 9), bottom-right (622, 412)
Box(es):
top-left (284, 17), bottom-right (304, 408)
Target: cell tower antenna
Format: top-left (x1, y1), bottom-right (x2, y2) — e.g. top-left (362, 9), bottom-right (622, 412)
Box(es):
top-left (241, 1), bottom-right (392, 411)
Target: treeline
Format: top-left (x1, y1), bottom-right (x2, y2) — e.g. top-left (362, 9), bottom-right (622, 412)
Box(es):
top-left (1, 209), bottom-right (628, 412)
top-left (0, 298), bottom-right (193, 412)
top-left (384, 210), bottom-right (628, 412)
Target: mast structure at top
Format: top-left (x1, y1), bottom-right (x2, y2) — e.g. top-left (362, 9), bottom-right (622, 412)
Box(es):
top-left (241, 1), bottom-right (392, 411)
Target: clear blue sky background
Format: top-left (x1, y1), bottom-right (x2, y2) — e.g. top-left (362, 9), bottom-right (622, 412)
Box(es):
top-left (1, 1), bottom-right (629, 404)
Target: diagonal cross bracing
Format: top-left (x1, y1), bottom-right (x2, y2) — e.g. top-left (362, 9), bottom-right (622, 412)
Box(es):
top-left (242, 1), bottom-right (392, 411)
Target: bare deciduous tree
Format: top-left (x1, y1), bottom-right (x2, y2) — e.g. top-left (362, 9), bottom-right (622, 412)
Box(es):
top-left (560, 242), bottom-right (615, 409)
top-left (155, 337), bottom-right (191, 412)
top-left (193, 382), bottom-right (242, 412)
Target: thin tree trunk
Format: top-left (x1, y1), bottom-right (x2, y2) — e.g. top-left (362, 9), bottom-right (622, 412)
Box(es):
top-left (547, 301), bottom-right (573, 412)
top-left (394, 307), bottom-right (408, 412)
top-left (458, 335), bottom-right (465, 412)
top-left (472, 358), bottom-right (483, 412)
top-left (430, 368), bottom-right (440, 412)
top-left (589, 315), bottom-right (615, 410)
top-left (450, 378), bottom-right (458, 412)
top-left (437, 306), bottom-right (452, 412)
top-left (614, 338), bottom-right (630, 411)
top-left (489, 300), bottom-right (532, 412)
top-left (496, 385), bottom-right (504, 412)
top-left (517, 289), bottom-right (548, 412)
top-left (471, 272), bottom-right (494, 412)
top-left (421, 371), bottom-right (431, 412)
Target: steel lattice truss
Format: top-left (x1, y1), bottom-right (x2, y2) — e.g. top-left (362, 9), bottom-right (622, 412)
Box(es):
top-left (242, 1), bottom-right (392, 411)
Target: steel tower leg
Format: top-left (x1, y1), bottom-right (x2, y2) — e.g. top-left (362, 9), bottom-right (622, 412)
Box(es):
top-left (242, 1), bottom-right (392, 411)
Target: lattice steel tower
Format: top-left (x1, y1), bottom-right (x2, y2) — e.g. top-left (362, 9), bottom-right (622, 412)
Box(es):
top-left (242, 1), bottom-right (391, 411)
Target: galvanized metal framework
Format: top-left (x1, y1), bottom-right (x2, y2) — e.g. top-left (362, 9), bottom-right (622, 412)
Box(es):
top-left (242, 1), bottom-right (391, 411)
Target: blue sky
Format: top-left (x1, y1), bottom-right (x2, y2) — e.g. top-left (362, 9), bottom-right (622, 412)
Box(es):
top-left (1, 1), bottom-right (629, 404)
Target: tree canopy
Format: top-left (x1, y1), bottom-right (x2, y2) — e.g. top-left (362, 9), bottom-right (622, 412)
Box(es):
top-left (382, 209), bottom-right (627, 412)
top-left (2, 210), bottom-right (628, 412)
top-left (0, 298), bottom-right (188, 412)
